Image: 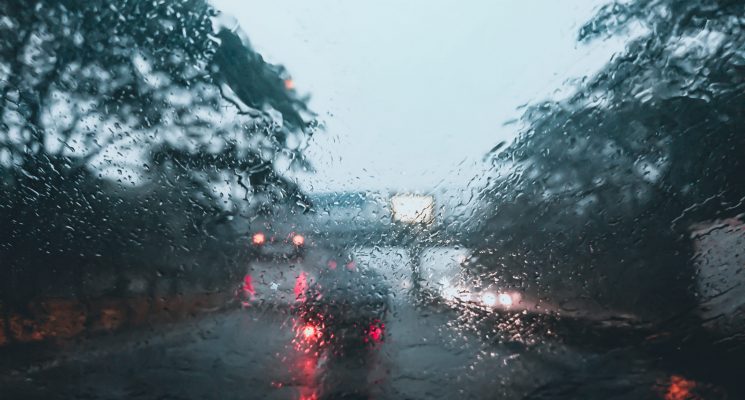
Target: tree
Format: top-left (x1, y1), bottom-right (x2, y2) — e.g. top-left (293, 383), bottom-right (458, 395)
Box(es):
top-left (0, 0), bottom-right (315, 306)
top-left (473, 0), bottom-right (745, 319)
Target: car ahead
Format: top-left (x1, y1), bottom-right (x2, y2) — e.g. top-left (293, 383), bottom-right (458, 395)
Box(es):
top-left (292, 256), bottom-right (391, 355)
top-left (437, 276), bottom-right (524, 312)
top-left (237, 213), bottom-right (314, 306)
top-left (429, 254), bottom-right (527, 314)
top-left (444, 255), bottom-right (641, 326)
top-left (249, 218), bottom-right (308, 261)
top-left (239, 241), bottom-right (324, 308)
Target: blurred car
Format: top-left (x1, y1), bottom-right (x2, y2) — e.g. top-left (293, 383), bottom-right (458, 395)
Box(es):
top-left (431, 254), bottom-right (526, 313)
top-left (293, 255), bottom-right (391, 354)
top-left (249, 219), bottom-right (308, 261)
top-left (238, 215), bottom-right (317, 306)
top-left (445, 255), bottom-right (638, 324)
top-left (239, 243), bottom-right (322, 308)
top-left (438, 278), bottom-right (523, 312)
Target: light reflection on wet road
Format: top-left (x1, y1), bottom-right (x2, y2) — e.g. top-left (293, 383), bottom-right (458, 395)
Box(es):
top-left (0, 296), bottom-right (692, 400)
top-left (0, 245), bottom-right (731, 399)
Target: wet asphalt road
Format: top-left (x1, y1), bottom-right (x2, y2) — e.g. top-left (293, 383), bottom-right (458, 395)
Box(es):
top-left (0, 243), bottom-right (737, 399)
top-left (0, 296), bottom-right (705, 400)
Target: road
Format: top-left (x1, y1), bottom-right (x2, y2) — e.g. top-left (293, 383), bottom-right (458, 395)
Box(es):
top-left (0, 246), bottom-right (736, 399)
top-left (0, 298), bottom-right (718, 400)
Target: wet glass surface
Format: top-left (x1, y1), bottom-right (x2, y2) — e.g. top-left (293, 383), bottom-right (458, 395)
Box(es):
top-left (2, 0), bottom-right (745, 399)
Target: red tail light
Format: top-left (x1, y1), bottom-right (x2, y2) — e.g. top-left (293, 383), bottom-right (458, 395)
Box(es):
top-left (294, 272), bottom-right (308, 302)
top-left (301, 324), bottom-right (319, 341)
top-left (252, 232), bottom-right (266, 245)
top-left (292, 234), bottom-right (305, 246)
top-left (242, 274), bottom-right (255, 296)
top-left (368, 323), bottom-right (384, 343)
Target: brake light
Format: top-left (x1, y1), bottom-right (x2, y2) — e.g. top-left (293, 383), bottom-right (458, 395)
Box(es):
top-left (301, 324), bottom-right (319, 341)
top-left (292, 234), bottom-right (305, 246)
top-left (243, 274), bottom-right (255, 296)
top-left (368, 323), bottom-right (384, 343)
top-left (481, 292), bottom-right (498, 307)
top-left (294, 272), bottom-right (308, 301)
top-left (663, 375), bottom-right (696, 400)
top-left (252, 232), bottom-right (266, 245)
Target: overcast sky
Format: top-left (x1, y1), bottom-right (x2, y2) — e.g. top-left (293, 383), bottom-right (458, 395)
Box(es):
top-left (212, 0), bottom-right (624, 193)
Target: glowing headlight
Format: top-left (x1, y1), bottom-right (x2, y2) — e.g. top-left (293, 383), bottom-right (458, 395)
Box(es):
top-left (292, 234), bottom-right (305, 246)
top-left (481, 292), bottom-right (498, 307)
top-left (498, 293), bottom-right (513, 307)
top-left (442, 286), bottom-right (458, 300)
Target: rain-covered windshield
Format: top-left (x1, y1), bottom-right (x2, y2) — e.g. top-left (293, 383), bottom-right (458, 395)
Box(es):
top-left (2, 1), bottom-right (745, 399)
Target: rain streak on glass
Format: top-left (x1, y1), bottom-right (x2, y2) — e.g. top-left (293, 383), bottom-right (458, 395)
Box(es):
top-left (1, 0), bottom-right (745, 399)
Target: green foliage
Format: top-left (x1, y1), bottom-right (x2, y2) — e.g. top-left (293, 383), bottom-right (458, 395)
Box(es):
top-left (0, 0), bottom-right (315, 304)
top-left (475, 0), bottom-right (745, 318)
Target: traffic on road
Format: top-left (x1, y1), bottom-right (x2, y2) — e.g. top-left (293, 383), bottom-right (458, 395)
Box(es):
top-left (2, 0), bottom-right (745, 399)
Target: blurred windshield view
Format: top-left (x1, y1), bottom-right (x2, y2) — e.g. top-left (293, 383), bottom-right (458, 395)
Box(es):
top-left (2, 1), bottom-right (745, 399)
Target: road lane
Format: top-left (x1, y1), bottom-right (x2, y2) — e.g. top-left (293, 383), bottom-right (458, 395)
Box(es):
top-left (0, 295), bottom-right (693, 400)
top-left (2, 244), bottom-right (736, 399)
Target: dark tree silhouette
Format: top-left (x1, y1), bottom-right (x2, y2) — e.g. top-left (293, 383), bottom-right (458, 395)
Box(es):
top-left (0, 0), bottom-right (315, 307)
top-left (473, 0), bottom-right (745, 319)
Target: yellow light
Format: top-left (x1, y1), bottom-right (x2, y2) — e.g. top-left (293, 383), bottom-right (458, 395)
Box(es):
top-left (481, 292), bottom-right (497, 307)
top-left (292, 234), bottom-right (305, 246)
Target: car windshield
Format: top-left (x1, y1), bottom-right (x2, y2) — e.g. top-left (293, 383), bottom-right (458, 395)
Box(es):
top-left (2, 1), bottom-right (745, 399)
